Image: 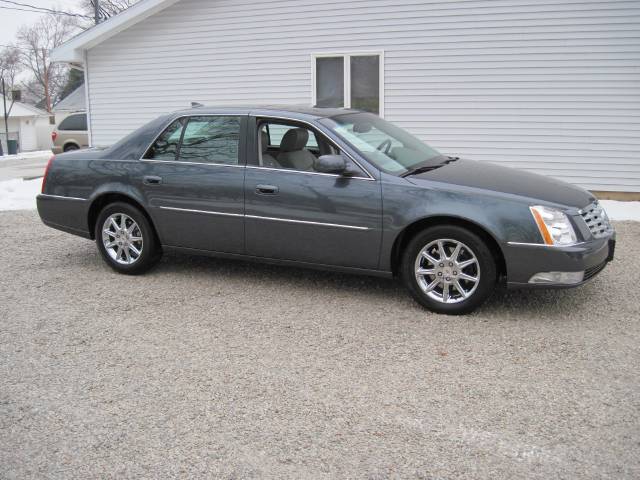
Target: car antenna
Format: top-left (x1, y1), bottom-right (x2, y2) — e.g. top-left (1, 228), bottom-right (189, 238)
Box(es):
top-left (191, 102), bottom-right (204, 108)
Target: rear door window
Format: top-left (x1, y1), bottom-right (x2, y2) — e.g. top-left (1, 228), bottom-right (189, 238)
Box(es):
top-left (58, 113), bottom-right (87, 131)
top-left (178, 116), bottom-right (241, 165)
top-left (143, 118), bottom-right (185, 161)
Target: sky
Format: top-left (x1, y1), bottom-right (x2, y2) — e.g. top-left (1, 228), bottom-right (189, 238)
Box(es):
top-left (0, 0), bottom-right (82, 46)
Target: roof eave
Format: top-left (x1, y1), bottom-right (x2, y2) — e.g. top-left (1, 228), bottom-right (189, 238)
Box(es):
top-left (51, 0), bottom-right (181, 63)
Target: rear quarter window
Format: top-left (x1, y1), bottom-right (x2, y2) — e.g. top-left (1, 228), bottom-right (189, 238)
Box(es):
top-left (58, 114), bottom-right (87, 131)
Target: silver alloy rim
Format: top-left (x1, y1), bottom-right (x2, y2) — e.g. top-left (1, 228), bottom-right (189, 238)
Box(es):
top-left (101, 213), bottom-right (144, 265)
top-left (414, 239), bottom-right (480, 304)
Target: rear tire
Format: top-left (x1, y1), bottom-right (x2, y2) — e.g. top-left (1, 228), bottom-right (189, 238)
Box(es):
top-left (63, 144), bottom-right (79, 152)
top-left (95, 202), bottom-right (161, 275)
top-left (401, 225), bottom-right (497, 315)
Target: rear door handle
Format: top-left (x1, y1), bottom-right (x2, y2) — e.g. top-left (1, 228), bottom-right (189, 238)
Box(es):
top-left (255, 184), bottom-right (279, 195)
top-left (143, 175), bottom-right (162, 185)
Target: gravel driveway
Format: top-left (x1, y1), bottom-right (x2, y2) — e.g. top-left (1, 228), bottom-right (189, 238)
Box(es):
top-left (1, 210), bottom-right (639, 479)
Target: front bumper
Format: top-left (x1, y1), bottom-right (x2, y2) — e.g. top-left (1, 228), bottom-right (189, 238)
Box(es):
top-left (505, 234), bottom-right (615, 289)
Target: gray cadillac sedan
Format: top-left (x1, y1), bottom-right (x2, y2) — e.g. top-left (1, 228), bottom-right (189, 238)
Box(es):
top-left (37, 106), bottom-right (615, 314)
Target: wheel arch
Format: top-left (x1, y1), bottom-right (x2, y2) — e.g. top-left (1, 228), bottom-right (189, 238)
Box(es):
top-left (62, 141), bottom-right (80, 151)
top-left (390, 215), bottom-right (507, 284)
top-left (87, 192), bottom-right (159, 242)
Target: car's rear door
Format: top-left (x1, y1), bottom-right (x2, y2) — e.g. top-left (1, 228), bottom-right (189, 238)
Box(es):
top-left (243, 117), bottom-right (382, 269)
top-left (140, 114), bottom-right (247, 254)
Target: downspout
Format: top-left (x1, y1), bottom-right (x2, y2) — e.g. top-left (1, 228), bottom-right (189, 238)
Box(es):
top-left (82, 50), bottom-right (93, 147)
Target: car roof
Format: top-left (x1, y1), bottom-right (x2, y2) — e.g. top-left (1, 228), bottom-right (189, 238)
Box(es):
top-left (171, 104), bottom-right (362, 120)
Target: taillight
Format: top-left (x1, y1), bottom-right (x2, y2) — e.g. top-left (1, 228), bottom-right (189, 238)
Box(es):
top-left (51, 131), bottom-right (57, 142)
top-left (41, 155), bottom-right (55, 194)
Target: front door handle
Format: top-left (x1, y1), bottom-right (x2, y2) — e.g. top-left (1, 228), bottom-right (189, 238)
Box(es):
top-left (255, 184), bottom-right (279, 195)
top-left (143, 175), bottom-right (162, 185)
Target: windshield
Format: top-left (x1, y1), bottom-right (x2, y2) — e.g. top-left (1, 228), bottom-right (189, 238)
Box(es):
top-left (320, 113), bottom-right (444, 175)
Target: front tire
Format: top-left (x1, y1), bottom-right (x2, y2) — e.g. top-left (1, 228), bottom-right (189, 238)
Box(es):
top-left (95, 202), bottom-right (161, 275)
top-left (401, 225), bottom-right (497, 315)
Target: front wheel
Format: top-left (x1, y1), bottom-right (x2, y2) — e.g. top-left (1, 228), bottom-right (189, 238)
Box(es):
top-left (95, 202), bottom-right (161, 275)
top-left (401, 225), bottom-right (497, 315)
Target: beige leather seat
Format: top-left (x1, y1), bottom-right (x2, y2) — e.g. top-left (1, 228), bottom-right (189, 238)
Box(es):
top-left (277, 128), bottom-right (316, 171)
top-left (260, 130), bottom-right (280, 168)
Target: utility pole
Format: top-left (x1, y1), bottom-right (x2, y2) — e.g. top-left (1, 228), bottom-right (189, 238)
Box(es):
top-left (94, 0), bottom-right (100, 24)
top-left (42, 48), bottom-right (51, 113)
top-left (1, 76), bottom-right (7, 156)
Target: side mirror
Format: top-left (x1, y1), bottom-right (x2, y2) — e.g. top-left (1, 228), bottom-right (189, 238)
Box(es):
top-left (314, 154), bottom-right (347, 174)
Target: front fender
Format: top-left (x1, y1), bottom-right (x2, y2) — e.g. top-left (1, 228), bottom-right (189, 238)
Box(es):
top-left (380, 175), bottom-right (541, 271)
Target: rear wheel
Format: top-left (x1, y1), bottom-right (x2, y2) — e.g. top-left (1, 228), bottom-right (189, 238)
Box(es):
top-left (401, 225), bottom-right (497, 315)
top-left (95, 202), bottom-right (161, 275)
top-left (63, 144), bottom-right (79, 152)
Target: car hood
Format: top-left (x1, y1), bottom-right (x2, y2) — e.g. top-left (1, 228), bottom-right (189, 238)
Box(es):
top-left (406, 159), bottom-right (595, 209)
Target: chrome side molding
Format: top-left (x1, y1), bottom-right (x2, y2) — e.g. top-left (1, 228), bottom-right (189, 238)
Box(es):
top-left (39, 194), bottom-right (87, 202)
top-left (159, 206), bottom-right (369, 230)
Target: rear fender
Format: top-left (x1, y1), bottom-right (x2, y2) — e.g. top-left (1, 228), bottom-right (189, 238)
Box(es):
top-left (87, 183), bottom-right (157, 239)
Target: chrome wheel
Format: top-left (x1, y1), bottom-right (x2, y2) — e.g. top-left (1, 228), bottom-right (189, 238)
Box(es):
top-left (414, 238), bottom-right (480, 304)
top-left (101, 213), bottom-right (144, 265)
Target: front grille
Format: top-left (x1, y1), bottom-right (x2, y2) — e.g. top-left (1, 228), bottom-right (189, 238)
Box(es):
top-left (580, 201), bottom-right (614, 239)
top-left (584, 261), bottom-right (608, 281)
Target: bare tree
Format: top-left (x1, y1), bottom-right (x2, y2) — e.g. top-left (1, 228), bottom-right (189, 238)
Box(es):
top-left (82, 0), bottom-right (139, 22)
top-left (0, 47), bottom-right (22, 93)
top-left (17, 14), bottom-right (77, 112)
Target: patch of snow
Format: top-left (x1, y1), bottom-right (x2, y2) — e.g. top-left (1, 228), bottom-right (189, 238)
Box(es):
top-left (600, 200), bottom-right (640, 221)
top-left (0, 178), bottom-right (41, 211)
top-left (0, 150), bottom-right (52, 162)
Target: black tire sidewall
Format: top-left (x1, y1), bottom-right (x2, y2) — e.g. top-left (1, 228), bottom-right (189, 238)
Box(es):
top-left (95, 202), bottom-right (160, 275)
top-left (401, 225), bottom-right (497, 315)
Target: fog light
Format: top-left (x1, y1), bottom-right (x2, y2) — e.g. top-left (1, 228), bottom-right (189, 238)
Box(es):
top-left (528, 271), bottom-right (584, 285)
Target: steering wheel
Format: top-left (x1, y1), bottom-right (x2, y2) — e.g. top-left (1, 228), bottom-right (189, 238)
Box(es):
top-left (376, 139), bottom-right (392, 155)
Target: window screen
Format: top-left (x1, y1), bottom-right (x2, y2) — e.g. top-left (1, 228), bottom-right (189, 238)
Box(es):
top-left (314, 54), bottom-right (382, 115)
top-left (178, 116), bottom-right (241, 165)
top-left (350, 56), bottom-right (380, 114)
top-left (315, 57), bottom-right (344, 108)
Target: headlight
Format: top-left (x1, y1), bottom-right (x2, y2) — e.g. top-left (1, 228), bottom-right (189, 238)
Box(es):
top-left (530, 205), bottom-right (578, 246)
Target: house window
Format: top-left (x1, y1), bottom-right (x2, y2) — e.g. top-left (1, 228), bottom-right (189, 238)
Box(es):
top-left (313, 53), bottom-right (383, 116)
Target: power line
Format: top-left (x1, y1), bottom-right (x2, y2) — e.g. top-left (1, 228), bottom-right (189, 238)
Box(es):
top-left (0, 0), bottom-right (92, 18)
top-left (0, 5), bottom-right (91, 19)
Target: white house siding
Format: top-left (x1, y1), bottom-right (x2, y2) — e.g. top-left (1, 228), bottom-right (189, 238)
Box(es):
top-left (87, 0), bottom-right (640, 192)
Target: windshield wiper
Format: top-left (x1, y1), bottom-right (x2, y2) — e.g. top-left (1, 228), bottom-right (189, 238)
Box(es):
top-left (401, 156), bottom-right (459, 177)
top-left (400, 165), bottom-right (443, 177)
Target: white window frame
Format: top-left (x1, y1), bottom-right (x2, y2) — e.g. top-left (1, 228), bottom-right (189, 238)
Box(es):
top-left (311, 51), bottom-right (385, 117)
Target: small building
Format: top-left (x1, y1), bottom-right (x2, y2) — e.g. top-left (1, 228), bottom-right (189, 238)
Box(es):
top-left (0, 99), bottom-right (52, 153)
top-left (52, 84), bottom-right (86, 124)
top-left (51, 0), bottom-right (640, 194)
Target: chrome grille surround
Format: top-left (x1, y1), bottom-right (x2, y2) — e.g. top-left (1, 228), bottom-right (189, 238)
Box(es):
top-left (579, 201), bottom-right (614, 239)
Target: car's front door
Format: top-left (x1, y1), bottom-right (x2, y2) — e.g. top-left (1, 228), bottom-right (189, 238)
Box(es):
top-left (141, 114), bottom-right (246, 254)
top-left (244, 118), bottom-right (382, 269)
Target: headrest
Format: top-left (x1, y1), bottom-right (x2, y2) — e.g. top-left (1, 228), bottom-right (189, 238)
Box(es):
top-left (261, 130), bottom-right (269, 153)
top-left (280, 128), bottom-right (309, 152)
